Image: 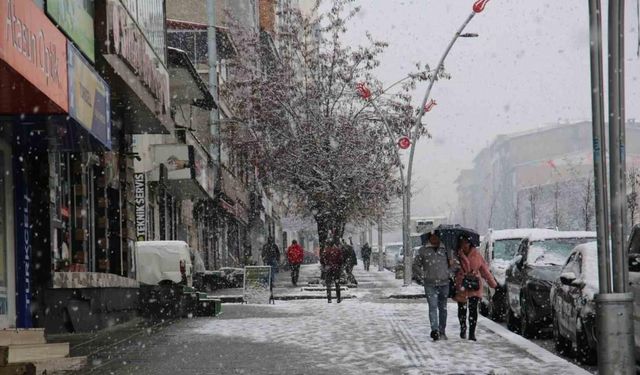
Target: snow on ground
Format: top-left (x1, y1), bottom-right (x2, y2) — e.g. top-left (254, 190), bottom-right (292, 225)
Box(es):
top-left (190, 299), bottom-right (589, 374)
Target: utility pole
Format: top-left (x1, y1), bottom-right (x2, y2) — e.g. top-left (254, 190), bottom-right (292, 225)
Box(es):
top-left (590, 0), bottom-right (635, 373)
top-left (377, 218), bottom-right (383, 272)
top-left (207, 0), bottom-right (221, 269)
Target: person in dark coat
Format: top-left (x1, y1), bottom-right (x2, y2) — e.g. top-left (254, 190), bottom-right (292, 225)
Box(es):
top-left (342, 239), bottom-right (358, 285)
top-left (261, 236), bottom-right (281, 277)
top-left (361, 242), bottom-right (372, 271)
top-left (286, 240), bottom-right (304, 286)
top-left (322, 240), bottom-right (343, 303)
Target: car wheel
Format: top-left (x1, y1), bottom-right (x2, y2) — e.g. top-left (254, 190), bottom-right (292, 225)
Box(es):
top-left (520, 295), bottom-right (538, 338)
top-left (552, 310), bottom-right (572, 356)
top-left (575, 317), bottom-right (597, 365)
top-left (480, 300), bottom-right (489, 317)
top-left (507, 306), bottom-right (520, 333)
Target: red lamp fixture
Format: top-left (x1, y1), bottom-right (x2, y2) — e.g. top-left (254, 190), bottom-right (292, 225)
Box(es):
top-left (398, 136), bottom-right (411, 149)
top-left (473, 0), bottom-right (490, 13)
top-left (355, 82), bottom-right (372, 100)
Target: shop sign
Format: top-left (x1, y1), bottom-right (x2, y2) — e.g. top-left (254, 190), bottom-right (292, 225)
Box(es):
top-left (68, 42), bottom-right (111, 149)
top-left (46, 0), bottom-right (95, 62)
top-left (107, 0), bottom-right (170, 115)
top-left (193, 144), bottom-right (208, 194)
top-left (152, 144), bottom-right (194, 180)
top-left (134, 173), bottom-right (146, 241)
top-left (243, 266), bottom-right (272, 304)
top-left (0, 0), bottom-right (68, 111)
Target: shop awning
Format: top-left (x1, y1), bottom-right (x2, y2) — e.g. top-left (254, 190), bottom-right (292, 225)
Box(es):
top-left (167, 47), bottom-right (216, 110)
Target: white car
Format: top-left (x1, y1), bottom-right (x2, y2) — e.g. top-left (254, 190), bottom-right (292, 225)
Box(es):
top-left (383, 242), bottom-right (403, 270)
top-left (135, 241), bottom-right (194, 287)
top-left (479, 228), bottom-right (558, 321)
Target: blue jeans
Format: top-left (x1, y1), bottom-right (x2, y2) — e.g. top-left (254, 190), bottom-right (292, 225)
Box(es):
top-left (424, 284), bottom-right (449, 334)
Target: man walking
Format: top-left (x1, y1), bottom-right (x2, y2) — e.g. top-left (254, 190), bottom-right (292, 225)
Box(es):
top-left (361, 242), bottom-right (372, 271)
top-left (413, 230), bottom-right (451, 341)
top-left (286, 240), bottom-right (304, 286)
top-left (342, 239), bottom-right (357, 285)
top-left (261, 236), bottom-right (281, 279)
top-left (322, 240), bottom-right (343, 303)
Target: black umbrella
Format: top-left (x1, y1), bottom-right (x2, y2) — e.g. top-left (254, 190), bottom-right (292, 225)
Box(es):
top-left (433, 224), bottom-right (480, 250)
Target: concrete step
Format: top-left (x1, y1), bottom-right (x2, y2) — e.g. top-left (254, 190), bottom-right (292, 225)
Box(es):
top-left (33, 356), bottom-right (87, 375)
top-left (0, 343), bottom-right (69, 366)
top-left (0, 330), bottom-right (45, 347)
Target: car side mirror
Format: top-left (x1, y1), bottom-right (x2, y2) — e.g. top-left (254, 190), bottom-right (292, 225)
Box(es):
top-left (514, 255), bottom-right (523, 270)
top-left (560, 272), bottom-right (577, 286)
top-left (630, 254), bottom-right (640, 272)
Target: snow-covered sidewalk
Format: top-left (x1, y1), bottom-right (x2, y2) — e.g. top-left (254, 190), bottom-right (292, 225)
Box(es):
top-left (188, 299), bottom-right (588, 374)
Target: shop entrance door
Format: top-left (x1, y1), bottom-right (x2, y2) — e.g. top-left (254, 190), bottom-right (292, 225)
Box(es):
top-left (0, 140), bottom-right (15, 328)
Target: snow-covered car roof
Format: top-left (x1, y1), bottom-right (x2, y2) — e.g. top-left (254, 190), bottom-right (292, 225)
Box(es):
top-left (528, 231), bottom-right (596, 242)
top-left (489, 228), bottom-right (558, 241)
top-left (384, 242), bottom-right (403, 247)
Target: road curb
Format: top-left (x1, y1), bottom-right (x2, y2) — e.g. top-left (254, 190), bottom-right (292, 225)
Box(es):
top-left (218, 295), bottom-right (357, 303)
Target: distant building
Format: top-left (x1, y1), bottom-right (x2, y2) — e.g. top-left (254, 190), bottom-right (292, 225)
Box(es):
top-left (455, 121), bottom-right (640, 233)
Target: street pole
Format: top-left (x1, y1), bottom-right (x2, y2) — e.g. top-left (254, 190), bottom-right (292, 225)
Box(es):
top-left (207, 0), bottom-right (221, 269)
top-left (377, 217), bottom-right (383, 271)
top-left (403, 4), bottom-right (485, 286)
top-left (594, 1), bottom-right (635, 373)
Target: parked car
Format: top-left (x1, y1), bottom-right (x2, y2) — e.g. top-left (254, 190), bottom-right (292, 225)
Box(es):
top-left (625, 225), bottom-right (640, 363)
top-left (505, 231), bottom-right (596, 338)
top-left (549, 241), bottom-right (598, 364)
top-left (383, 242), bottom-right (403, 270)
top-left (479, 228), bottom-right (557, 321)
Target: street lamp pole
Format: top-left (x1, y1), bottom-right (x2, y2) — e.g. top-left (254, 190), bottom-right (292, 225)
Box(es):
top-left (402, 0), bottom-right (489, 286)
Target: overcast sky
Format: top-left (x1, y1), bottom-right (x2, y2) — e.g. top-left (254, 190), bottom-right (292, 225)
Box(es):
top-left (339, 0), bottom-right (640, 239)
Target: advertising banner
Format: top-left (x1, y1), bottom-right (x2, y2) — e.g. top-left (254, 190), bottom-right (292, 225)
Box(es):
top-left (47, 0), bottom-right (95, 62)
top-left (193, 143), bottom-right (208, 194)
top-left (243, 266), bottom-right (272, 304)
top-left (122, 0), bottom-right (165, 62)
top-left (67, 42), bottom-right (111, 149)
top-left (0, 0), bottom-right (68, 111)
top-left (134, 173), bottom-right (146, 241)
top-left (153, 144), bottom-right (194, 180)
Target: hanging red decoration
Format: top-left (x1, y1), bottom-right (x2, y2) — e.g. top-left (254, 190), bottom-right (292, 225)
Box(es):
top-left (424, 99), bottom-right (437, 112)
top-left (473, 0), bottom-right (490, 13)
top-left (355, 82), bottom-right (372, 100)
top-left (398, 136), bottom-right (411, 149)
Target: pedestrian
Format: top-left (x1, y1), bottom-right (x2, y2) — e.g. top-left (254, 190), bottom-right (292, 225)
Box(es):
top-left (412, 230), bottom-right (452, 341)
top-left (361, 242), bottom-right (372, 271)
top-left (322, 239), bottom-right (343, 303)
top-left (342, 239), bottom-right (357, 285)
top-left (452, 235), bottom-right (497, 341)
top-left (286, 240), bottom-right (304, 286)
top-left (261, 236), bottom-right (281, 278)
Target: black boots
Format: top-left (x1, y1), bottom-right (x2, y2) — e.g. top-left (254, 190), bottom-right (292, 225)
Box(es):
top-left (460, 325), bottom-right (466, 339)
top-left (430, 330), bottom-right (440, 341)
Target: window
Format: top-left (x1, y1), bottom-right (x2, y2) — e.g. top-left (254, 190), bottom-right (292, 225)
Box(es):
top-left (167, 30), bottom-right (209, 65)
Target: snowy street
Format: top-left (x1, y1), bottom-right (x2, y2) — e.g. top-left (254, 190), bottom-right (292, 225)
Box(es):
top-left (74, 264), bottom-right (590, 374)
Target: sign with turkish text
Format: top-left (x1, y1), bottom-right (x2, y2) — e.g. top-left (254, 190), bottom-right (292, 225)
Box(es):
top-left (47, 0), bottom-right (95, 62)
top-left (68, 42), bottom-right (111, 149)
top-left (243, 266), bottom-right (272, 304)
top-left (152, 144), bottom-right (194, 180)
top-left (106, 0), bottom-right (170, 115)
top-left (134, 173), bottom-right (147, 241)
top-left (0, 0), bottom-right (68, 111)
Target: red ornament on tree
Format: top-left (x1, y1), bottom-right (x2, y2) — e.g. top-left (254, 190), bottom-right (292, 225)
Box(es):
top-left (398, 136), bottom-right (411, 149)
top-left (473, 0), bottom-right (490, 13)
top-left (355, 82), bottom-right (372, 100)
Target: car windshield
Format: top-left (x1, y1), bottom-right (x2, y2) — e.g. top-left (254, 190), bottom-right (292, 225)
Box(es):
top-left (528, 238), bottom-right (595, 266)
top-left (493, 239), bottom-right (522, 260)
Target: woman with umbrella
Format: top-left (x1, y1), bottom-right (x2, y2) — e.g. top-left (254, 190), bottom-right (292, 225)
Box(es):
top-left (452, 233), bottom-right (497, 341)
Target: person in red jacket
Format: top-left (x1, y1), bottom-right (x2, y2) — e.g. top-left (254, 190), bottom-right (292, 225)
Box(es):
top-left (286, 240), bottom-right (304, 286)
top-left (322, 239), bottom-right (344, 303)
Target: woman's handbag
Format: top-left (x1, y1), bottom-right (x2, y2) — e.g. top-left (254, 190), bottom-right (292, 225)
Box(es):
top-left (462, 274), bottom-right (480, 291)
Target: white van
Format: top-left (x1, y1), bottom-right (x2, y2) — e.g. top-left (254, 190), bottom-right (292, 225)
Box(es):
top-left (135, 241), bottom-right (194, 287)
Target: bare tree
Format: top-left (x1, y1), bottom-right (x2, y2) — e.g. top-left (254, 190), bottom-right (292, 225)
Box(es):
top-left (628, 169), bottom-right (640, 227)
top-left (582, 176), bottom-right (594, 231)
top-left (553, 182), bottom-right (562, 229)
top-left (514, 192), bottom-right (521, 229)
top-left (528, 186), bottom-right (542, 228)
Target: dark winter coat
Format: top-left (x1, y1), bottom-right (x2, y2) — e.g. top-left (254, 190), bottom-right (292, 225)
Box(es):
top-left (261, 242), bottom-right (280, 265)
top-left (343, 244), bottom-right (357, 267)
top-left (413, 243), bottom-right (450, 286)
top-left (286, 244), bottom-right (304, 265)
top-left (323, 246), bottom-right (343, 273)
top-left (361, 244), bottom-right (372, 259)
